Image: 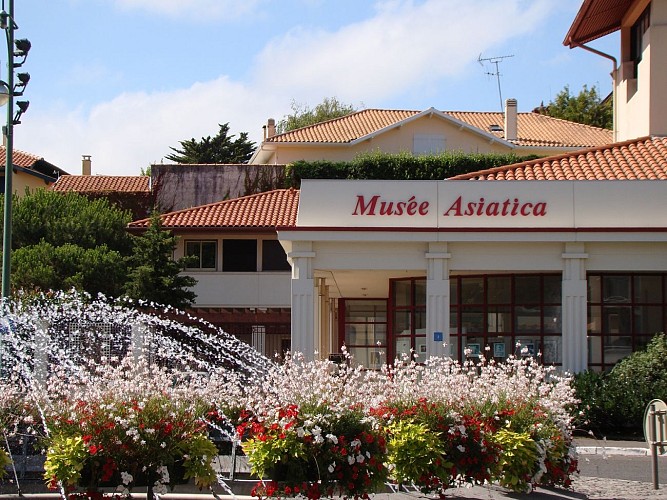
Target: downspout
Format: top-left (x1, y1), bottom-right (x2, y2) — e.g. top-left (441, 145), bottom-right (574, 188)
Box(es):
top-left (571, 41), bottom-right (618, 142)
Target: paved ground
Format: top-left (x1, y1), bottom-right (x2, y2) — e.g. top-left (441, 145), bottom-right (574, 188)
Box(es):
top-left (1, 438), bottom-right (665, 499)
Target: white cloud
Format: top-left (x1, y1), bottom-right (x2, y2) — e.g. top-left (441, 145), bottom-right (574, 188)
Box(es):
top-left (253, 0), bottom-right (554, 101)
top-left (18, 77), bottom-right (285, 176)
top-left (18, 0), bottom-right (558, 176)
top-left (111, 0), bottom-right (264, 21)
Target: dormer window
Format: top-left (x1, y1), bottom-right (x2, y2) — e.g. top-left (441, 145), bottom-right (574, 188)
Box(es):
top-left (630, 4), bottom-right (650, 79)
top-left (489, 124), bottom-right (503, 132)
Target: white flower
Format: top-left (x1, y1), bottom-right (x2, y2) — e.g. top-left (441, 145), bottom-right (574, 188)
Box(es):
top-left (347, 455), bottom-right (355, 465)
top-left (356, 454), bottom-right (365, 463)
top-left (350, 439), bottom-right (361, 449)
top-left (297, 427), bottom-right (305, 438)
top-left (457, 445), bottom-right (465, 453)
top-left (121, 472), bottom-right (133, 485)
top-left (328, 463), bottom-right (335, 473)
top-left (326, 433), bottom-right (338, 444)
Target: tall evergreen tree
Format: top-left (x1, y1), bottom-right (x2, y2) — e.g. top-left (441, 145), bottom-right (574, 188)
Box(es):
top-left (165, 123), bottom-right (256, 164)
top-left (124, 212), bottom-right (197, 309)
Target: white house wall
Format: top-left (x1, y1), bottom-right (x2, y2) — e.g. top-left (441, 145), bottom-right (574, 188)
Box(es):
top-left (187, 271), bottom-right (291, 308)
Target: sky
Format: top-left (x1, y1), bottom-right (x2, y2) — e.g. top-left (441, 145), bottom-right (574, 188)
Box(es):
top-left (12, 0), bottom-right (620, 176)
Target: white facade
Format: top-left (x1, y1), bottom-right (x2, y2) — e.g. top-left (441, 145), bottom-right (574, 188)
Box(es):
top-left (279, 179), bottom-right (667, 373)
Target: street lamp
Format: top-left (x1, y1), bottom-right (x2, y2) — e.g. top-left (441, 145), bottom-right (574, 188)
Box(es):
top-left (0, 0), bottom-right (30, 299)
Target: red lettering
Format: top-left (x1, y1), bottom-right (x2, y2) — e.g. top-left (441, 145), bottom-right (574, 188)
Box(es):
top-left (353, 195), bottom-right (379, 215)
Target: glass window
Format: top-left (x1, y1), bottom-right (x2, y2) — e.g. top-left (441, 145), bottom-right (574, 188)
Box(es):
top-left (603, 276), bottom-right (630, 303)
top-left (448, 274), bottom-right (562, 365)
top-left (487, 276), bottom-right (510, 304)
top-left (262, 240), bottom-right (291, 271)
top-left (393, 280), bottom-right (411, 307)
top-left (185, 240), bottom-right (217, 270)
top-left (340, 299), bottom-right (387, 370)
top-left (222, 239), bottom-right (257, 272)
top-left (461, 277), bottom-right (484, 304)
top-left (634, 275), bottom-right (662, 303)
top-left (515, 276), bottom-right (540, 303)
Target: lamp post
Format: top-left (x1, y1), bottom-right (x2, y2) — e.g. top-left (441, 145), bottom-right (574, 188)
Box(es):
top-left (0, 0), bottom-right (30, 299)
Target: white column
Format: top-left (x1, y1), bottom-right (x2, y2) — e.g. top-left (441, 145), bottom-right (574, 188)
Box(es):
top-left (561, 243), bottom-right (588, 374)
top-left (289, 242), bottom-right (316, 360)
top-left (425, 242), bottom-right (451, 358)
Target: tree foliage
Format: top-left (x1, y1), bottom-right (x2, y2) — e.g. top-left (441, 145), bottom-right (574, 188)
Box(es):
top-left (2, 190), bottom-right (132, 296)
top-left (537, 84), bottom-right (612, 129)
top-left (276, 97), bottom-right (358, 134)
top-left (124, 212), bottom-right (197, 309)
top-left (165, 123), bottom-right (256, 164)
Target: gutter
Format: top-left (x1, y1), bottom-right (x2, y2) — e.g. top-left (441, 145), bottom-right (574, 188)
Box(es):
top-left (570, 41), bottom-right (618, 142)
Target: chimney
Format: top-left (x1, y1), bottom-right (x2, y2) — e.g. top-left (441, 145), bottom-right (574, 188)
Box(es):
top-left (267, 118), bottom-right (276, 138)
top-left (504, 98), bottom-right (517, 141)
top-left (82, 155), bottom-right (92, 175)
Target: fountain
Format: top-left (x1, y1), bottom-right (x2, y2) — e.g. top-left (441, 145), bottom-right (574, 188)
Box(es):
top-left (0, 289), bottom-right (275, 498)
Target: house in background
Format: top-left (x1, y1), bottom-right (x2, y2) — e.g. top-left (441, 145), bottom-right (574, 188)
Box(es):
top-left (51, 156), bottom-right (151, 220)
top-left (127, 189), bottom-right (298, 357)
top-left (0, 145), bottom-right (67, 195)
top-left (249, 100), bottom-right (613, 165)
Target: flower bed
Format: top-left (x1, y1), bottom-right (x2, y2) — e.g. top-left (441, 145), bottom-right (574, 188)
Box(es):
top-left (12, 347), bottom-right (578, 499)
top-left (233, 352), bottom-right (579, 498)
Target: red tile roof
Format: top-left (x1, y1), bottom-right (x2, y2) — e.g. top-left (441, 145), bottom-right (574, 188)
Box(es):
top-left (128, 188), bottom-right (300, 229)
top-left (51, 175), bottom-right (150, 193)
top-left (448, 136), bottom-right (667, 181)
top-left (448, 111), bottom-right (612, 148)
top-left (564, 0), bottom-right (633, 47)
top-left (265, 108), bottom-right (612, 149)
top-left (0, 145), bottom-right (45, 168)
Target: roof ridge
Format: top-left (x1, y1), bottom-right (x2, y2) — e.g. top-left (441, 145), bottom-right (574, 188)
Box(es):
top-left (448, 136), bottom-right (652, 180)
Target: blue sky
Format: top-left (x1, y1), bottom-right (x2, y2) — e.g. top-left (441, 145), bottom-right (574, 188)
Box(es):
top-left (14, 0), bottom-right (619, 176)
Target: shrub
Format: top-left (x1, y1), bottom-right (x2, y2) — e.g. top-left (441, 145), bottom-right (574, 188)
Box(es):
top-left (574, 333), bottom-right (667, 435)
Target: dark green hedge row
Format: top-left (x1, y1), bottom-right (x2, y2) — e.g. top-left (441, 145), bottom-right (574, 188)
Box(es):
top-left (573, 333), bottom-right (667, 437)
top-left (284, 151), bottom-right (539, 187)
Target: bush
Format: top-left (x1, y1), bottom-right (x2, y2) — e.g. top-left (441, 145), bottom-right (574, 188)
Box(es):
top-left (574, 333), bottom-right (667, 436)
top-left (285, 151), bottom-right (539, 186)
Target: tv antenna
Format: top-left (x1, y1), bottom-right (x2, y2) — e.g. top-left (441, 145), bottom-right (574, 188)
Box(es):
top-left (478, 53), bottom-right (514, 112)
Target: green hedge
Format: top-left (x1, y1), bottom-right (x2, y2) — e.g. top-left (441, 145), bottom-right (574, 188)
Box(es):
top-left (574, 333), bottom-right (667, 436)
top-left (284, 151), bottom-right (539, 187)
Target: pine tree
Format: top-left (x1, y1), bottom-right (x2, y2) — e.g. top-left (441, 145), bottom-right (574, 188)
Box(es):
top-left (124, 212), bottom-right (197, 309)
top-left (165, 123), bottom-right (256, 164)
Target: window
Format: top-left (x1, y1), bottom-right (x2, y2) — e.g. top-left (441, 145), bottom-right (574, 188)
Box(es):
top-left (630, 5), bottom-right (650, 79)
top-left (390, 278), bottom-right (427, 363)
top-left (262, 239), bottom-right (291, 271)
top-left (222, 239), bottom-right (257, 272)
top-left (185, 240), bottom-right (217, 270)
top-left (588, 273), bottom-right (666, 371)
top-left (449, 274), bottom-right (562, 365)
top-left (339, 299), bottom-right (388, 369)
top-left (413, 134), bottom-right (446, 155)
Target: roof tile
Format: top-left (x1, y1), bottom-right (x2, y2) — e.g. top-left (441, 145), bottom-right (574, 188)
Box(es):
top-left (51, 175), bottom-right (150, 193)
top-left (128, 188), bottom-right (300, 229)
top-left (0, 145), bottom-right (43, 168)
top-left (448, 136), bottom-right (667, 181)
top-left (266, 108), bottom-right (612, 148)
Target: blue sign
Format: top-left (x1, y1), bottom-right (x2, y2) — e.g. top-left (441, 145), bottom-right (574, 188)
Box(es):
top-left (433, 331), bottom-right (443, 342)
